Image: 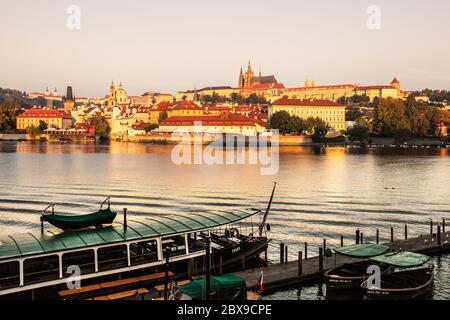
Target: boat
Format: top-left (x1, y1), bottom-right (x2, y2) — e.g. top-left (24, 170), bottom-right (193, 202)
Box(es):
top-left (41, 198), bottom-right (116, 230)
top-left (324, 243), bottom-right (391, 291)
top-left (361, 251), bottom-right (434, 300)
top-left (0, 184), bottom-right (276, 299)
top-left (173, 275), bottom-right (260, 300)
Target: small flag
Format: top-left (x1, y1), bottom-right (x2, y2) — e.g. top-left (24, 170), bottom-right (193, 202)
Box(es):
top-left (257, 270), bottom-right (264, 293)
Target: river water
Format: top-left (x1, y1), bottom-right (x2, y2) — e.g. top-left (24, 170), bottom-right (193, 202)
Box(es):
top-left (0, 141), bottom-right (449, 299)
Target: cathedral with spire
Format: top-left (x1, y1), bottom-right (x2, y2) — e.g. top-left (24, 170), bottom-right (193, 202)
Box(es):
top-left (238, 61), bottom-right (278, 88)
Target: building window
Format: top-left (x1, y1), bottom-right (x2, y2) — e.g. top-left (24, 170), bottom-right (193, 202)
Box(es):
top-left (0, 261), bottom-right (20, 290)
top-left (62, 250), bottom-right (95, 276)
top-left (130, 240), bottom-right (159, 266)
top-left (24, 255), bottom-right (59, 285)
top-left (97, 245), bottom-right (128, 272)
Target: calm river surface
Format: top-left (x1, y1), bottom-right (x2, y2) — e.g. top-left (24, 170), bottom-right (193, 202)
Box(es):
top-left (0, 141), bottom-right (449, 299)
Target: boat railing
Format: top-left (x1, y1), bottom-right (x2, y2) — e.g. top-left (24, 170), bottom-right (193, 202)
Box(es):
top-left (42, 203), bottom-right (55, 216)
top-left (100, 197), bottom-right (111, 210)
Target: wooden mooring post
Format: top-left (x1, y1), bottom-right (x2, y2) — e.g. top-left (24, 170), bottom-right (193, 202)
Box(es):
top-left (437, 225), bottom-right (441, 246)
top-left (323, 239), bottom-right (327, 254)
top-left (285, 246), bottom-right (288, 263)
top-left (443, 218), bottom-right (446, 234)
top-left (376, 229), bottom-right (379, 244)
top-left (280, 243), bottom-right (285, 263)
top-left (430, 219), bottom-right (433, 236)
top-left (360, 233), bottom-right (364, 244)
top-left (391, 227), bottom-right (394, 243)
top-left (340, 236), bottom-right (344, 247)
top-left (318, 248), bottom-right (324, 273)
top-left (298, 251), bottom-right (303, 276)
top-left (405, 224), bottom-right (408, 240)
top-left (304, 242), bottom-right (308, 259)
top-left (356, 229), bottom-right (360, 244)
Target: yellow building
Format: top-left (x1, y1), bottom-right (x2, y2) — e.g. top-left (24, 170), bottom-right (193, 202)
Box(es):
top-left (286, 78), bottom-right (405, 102)
top-left (269, 98), bottom-right (346, 132)
top-left (16, 108), bottom-right (72, 130)
top-left (158, 112), bottom-right (267, 136)
top-left (167, 100), bottom-right (205, 117)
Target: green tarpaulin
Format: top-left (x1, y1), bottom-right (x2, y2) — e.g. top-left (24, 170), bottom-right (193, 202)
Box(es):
top-left (370, 251), bottom-right (430, 268)
top-left (334, 243), bottom-right (390, 258)
top-left (175, 275), bottom-right (247, 300)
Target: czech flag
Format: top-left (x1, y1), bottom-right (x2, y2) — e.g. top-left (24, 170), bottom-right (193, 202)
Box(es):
top-left (257, 270), bottom-right (264, 293)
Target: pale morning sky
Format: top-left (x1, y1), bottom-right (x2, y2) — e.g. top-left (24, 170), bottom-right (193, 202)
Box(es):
top-left (0, 0), bottom-right (449, 98)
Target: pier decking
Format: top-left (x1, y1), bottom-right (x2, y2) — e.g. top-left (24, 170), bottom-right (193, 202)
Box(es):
top-left (234, 231), bottom-right (450, 292)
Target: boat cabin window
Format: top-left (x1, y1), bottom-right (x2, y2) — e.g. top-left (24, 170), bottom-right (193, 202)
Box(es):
top-left (98, 245), bottom-right (128, 272)
top-left (0, 261), bottom-right (20, 290)
top-left (162, 235), bottom-right (187, 257)
top-left (130, 240), bottom-right (158, 265)
top-left (62, 250), bottom-right (95, 276)
top-left (187, 233), bottom-right (206, 253)
top-left (24, 255), bottom-right (59, 285)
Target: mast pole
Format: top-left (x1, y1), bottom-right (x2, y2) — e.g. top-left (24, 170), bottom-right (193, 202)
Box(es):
top-left (259, 182), bottom-right (277, 237)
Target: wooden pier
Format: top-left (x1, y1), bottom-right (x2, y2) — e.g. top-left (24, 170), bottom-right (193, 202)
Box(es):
top-left (234, 229), bottom-right (450, 293)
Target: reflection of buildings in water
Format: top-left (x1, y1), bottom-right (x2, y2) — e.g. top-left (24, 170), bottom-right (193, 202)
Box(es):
top-left (14, 142), bottom-right (98, 154)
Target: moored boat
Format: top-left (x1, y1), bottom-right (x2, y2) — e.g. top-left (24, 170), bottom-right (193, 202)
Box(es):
top-left (361, 251), bottom-right (433, 300)
top-left (41, 198), bottom-right (116, 230)
top-left (324, 243), bottom-right (390, 291)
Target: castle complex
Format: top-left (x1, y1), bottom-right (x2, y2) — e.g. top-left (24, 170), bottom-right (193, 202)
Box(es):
top-left (238, 61), bottom-right (278, 89)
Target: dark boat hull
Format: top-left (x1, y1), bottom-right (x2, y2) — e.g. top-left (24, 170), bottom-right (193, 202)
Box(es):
top-left (325, 261), bottom-right (389, 291)
top-left (361, 267), bottom-right (434, 300)
top-left (212, 236), bottom-right (269, 272)
top-left (42, 209), bottom-right (117, 230)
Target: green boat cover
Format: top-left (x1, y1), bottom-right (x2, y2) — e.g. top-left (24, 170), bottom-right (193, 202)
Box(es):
top-left (334, 243), bottom-right (390, 258)
top-left (370, 251), bottom-right (430, 268)
top-left (175, 275), bottom-right (246, 300)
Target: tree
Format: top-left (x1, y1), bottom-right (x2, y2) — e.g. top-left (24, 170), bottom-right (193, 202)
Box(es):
top-left (87, 115), bottom-right (110, 141)
top-left (269, 111), bottom-right (291, 134)
top-left (38, 120), bottom-right (48, 132)
top-left (26, 125), bottom-right (41, 137)
top-left (158, 111), bottom-right (168, 123)
top-left (373, 98), bottom-right (410, 137)
top-left (286, 116), bottom-right (305, 135)
top-left (347, 125), bottom-right (370, 142)
top-left (144, 124), bottom-right (158, 133)
top-left (0, 99), bottom-right (18, 132)
top-left (346, 107), bottom-right (363, 121)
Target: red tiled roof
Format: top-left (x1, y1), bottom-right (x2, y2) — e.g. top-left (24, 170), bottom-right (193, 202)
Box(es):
top-left (171, 100), bottom-right (204, 111)
top-left (272, 98), bottom-right (344, 107)
top-left (17, 108), bottom-right (72, 119)
top-left (160, 113), bottom-right (266, 127)
top-left (153, 101), bottom-right (176, 111)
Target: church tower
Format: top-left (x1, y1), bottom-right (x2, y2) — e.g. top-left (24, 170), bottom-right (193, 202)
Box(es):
top-left (238, 67), bottom-right (245, 88)
top-left (63, 86), bottom-right (76, 112)
top-left (244, 61), bottom-right (254, 87)
top-left (108, 81), bottom-right (116, 107)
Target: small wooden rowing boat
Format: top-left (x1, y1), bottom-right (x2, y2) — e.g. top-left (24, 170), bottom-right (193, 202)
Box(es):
top-left (361, 251), bottom-right (433, 300)
top-left (41, 197), bottom-right (116, 230)
top-left (325, 243), bottom-right (390, 291)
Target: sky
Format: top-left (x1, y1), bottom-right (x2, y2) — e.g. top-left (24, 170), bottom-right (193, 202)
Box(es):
top-left (0, 0), bottom-right (449, 98)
